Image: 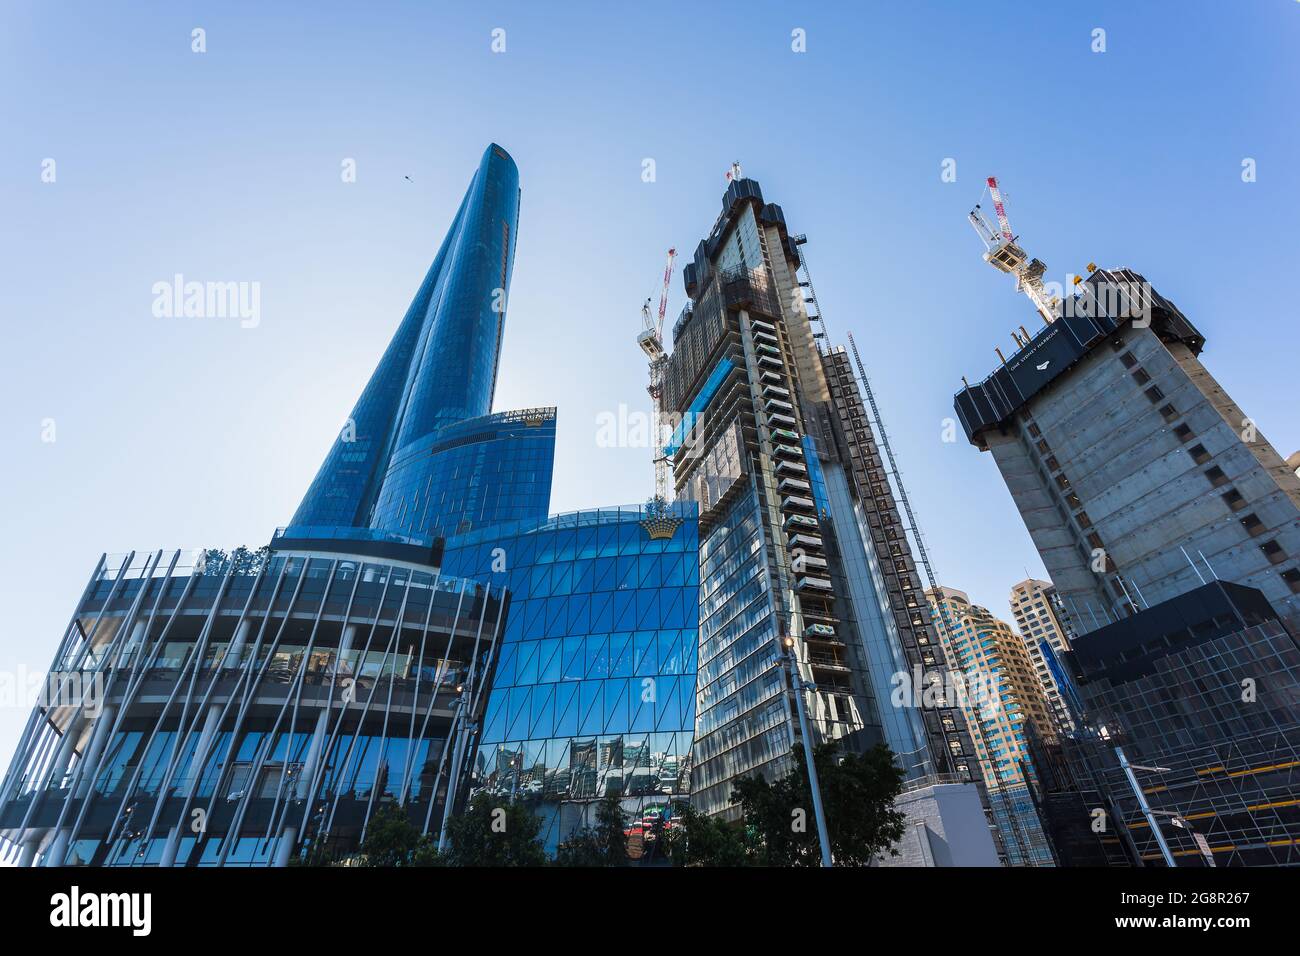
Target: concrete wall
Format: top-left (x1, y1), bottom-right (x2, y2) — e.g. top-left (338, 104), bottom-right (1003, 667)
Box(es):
top-left (878, 781), bottom-right (1000, 867)
top-left (985, 321), bottom-right (1300, 631)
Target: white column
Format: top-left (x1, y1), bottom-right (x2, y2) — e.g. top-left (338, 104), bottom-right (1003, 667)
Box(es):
top-left (159, 825), bottom-right (181, 867)
top-left (186, 704), bottom-right (223, 798)
top-left (334, 624), bottom-right (356, 677)
top-left (17, 830), bottom-right (46, 868)
top-left (73, 704), bottom-right (118, 798)
top-left (120, 620), bottom-right (148, 667)
top-left (223, 620), bottom-right (252, 669)
top-left (43, 828), bottom-right (70, 867)
top-left (48, 716), bottom-right (85, 789)
top-left (297, 710), bottom-right (329, 801)
top-left (273, 826), bottom-right (298, 867)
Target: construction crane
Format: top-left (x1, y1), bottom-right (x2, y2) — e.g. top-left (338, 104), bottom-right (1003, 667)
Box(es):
top-left (637, 247), bottom-right (676, 506)
top-left (968, 176), bottom-right (1061, 324)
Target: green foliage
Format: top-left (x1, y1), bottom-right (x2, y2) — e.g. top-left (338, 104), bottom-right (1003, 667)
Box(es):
top-left (200, 545), bottom-right (270, 577)
top-left (732, 742), bottom-right (907, 867)
top-left (814, 742), bottom-right (908, 866)
top-left (440, 793), bottom-right (546, 867)
top-left (554, 795), bottom-right (628, 866)
top-left (668, 742), bottom-right (907, 867)
top-left (289, 838), bottom-right (339, 867)
top-left (664, 803), bottom-right (752, 867)
top-left (355, 804), bottom-right (440, 867)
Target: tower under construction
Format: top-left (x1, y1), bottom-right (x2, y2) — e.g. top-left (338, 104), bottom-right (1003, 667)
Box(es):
top-left (662, 172), bottom-right (998, 863)
top-left (957, 177), bottom-right (1300, 865)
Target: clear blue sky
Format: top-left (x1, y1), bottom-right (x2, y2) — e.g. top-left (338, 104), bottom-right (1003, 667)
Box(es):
top-left (1, 1), bottom-right (1297, 765)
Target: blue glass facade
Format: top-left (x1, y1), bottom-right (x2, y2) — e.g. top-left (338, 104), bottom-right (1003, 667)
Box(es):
top-left (692, 488), bottom-right (790, 818)
top-left (440, 504), bottom-right (700, 850)
top-left (369, 408), bottom-right (555, 539)
top-left (292, 143), bottom-right (525, 536)
top-left (986, 784), bottom-right (1056, 866)
top-left (0, 145), bottom-right (708, 868)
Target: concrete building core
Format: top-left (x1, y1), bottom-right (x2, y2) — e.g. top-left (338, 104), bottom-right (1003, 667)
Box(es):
top-left (956, 269), bottom-right (1300, 635)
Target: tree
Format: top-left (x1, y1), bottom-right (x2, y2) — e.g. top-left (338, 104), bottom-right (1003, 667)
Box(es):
top-left (731, 742), bottom-right (907, 866)
top-left (355, 804), bottom-right (440, 867)
top-left (289, 837), bottom-right (339, 867)
top-left (665, 803), bottom-right (752, 867)
top-left (440, 792), bottom-right (546, 867)
top-left (554, 795), bottom-right (628, 866)
top-left (816, 742), bottom-right (908, 866)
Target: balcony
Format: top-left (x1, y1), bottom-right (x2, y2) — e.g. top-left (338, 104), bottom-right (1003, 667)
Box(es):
top-left (796, 575), bottom-right (833, 592)
top-left (782, 495), bottom-right (816, 513)
top-left (783, 513), bottom-right (818, 530)
top-left (807, 653), bottom-right (850, 672)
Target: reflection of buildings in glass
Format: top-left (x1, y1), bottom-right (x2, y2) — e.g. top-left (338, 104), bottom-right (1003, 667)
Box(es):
top-left (441, 504), bottom-right (700, 851)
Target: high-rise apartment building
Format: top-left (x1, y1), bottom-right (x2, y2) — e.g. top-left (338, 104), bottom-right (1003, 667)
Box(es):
top-left (926, 586), bottom-right (1055, 865)
top-left (956, 269), bottom-right (1300, 632)
top-left (926, 587), bottom-right (1054, 789)
top-left (0, 145), bottom-right (700, 866)
top-left (1009, 578), bottom-right (1075, 732)
top-left (663, 175), bottom-right (996, 863)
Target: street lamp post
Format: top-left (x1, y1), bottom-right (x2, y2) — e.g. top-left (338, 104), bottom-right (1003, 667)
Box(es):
top-left (781, 634), bottom-right (833, 867)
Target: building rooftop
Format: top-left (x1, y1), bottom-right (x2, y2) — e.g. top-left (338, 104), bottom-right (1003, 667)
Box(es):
top-left (953, 269), bottom-right (1202, 448)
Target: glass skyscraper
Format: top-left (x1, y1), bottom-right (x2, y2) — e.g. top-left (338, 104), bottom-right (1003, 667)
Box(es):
top-left (292, 143), bottom-right (527, 537)
top-left (0, 145), bottom-right (701, 867)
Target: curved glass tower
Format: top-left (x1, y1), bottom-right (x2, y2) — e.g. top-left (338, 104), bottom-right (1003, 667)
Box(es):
top-left (291, 143), bottom-right (530, 537)
top-left (0, 144), bottom-right (705, 868)
top-left (370, 407), bottom-right (556, 539)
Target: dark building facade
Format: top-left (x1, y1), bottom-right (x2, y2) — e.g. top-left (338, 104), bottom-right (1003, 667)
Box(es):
top-left (1060, 582), bottom-right (1300, 866)
top-left (0, 546), bottom-right (506, 867)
